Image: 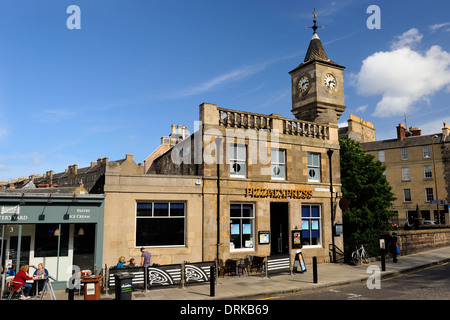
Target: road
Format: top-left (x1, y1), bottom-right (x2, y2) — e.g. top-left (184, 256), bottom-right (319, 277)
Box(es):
top-left (250, 262), bottom-right (450, 300)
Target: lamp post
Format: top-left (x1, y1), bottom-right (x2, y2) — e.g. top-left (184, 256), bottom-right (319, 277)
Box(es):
top-left (216, 137), bottom-right (223, 264)
top-left (327, 149), bottom-right (336, 263)
top-left (431, 135), bottom-right (440, 223)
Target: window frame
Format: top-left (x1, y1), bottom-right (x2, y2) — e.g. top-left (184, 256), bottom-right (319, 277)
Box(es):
top-left (229, 144), bottom-right (247, 178)
top-left (301, 204), bottom-right (322, 247)
top-left (271, 148), bottom-right (286, 180)
top-left (424, 165), bottom-right (432, 179)
top-left (425, 188), bottom-right (434, 202)
top-left (307, 152), bottom-right (321, 182)
top-left (402, 167), bottom-right (410, 181)
top-left (423, 146), bottom-right (431, 159)
top-left (401, 148), bottom-right (408, 160)
top-left (403, 189), bottom-right (412, 202)
top-left (135, 201), bottom-right (186, 248)
top-left (229, 203), bottom-right (255, 252)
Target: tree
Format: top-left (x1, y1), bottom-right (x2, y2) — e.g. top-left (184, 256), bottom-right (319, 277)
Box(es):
top-left (339, 139), bottom-right (396, 259)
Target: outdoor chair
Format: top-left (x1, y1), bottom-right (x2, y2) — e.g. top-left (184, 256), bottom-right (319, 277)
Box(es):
top-left (250, 256), bottom-right (265, 273)
top-left (7, 280), bottom-right (24, 300)
top-left (237, 258), bottom-right (250, 276)
top-left (222, 259), bottom-right (237, 277)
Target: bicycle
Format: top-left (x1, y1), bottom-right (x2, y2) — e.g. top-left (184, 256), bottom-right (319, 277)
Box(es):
top-left (351, 245), bottom-right (370, 265)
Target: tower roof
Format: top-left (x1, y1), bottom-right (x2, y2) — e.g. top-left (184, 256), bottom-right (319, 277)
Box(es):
top-left (289, 10), bottom-right (344, 73)
top-left (303, 32), bottom-right (329, 62)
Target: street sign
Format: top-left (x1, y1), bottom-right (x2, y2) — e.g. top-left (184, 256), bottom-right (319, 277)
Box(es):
top-left (430, 200), bottom-right (445, 205)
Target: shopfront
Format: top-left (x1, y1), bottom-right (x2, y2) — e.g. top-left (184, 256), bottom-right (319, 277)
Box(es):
top-left (0, 191), bottom-right (104, 290)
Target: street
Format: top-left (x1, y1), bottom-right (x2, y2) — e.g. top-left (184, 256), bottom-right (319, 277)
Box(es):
top-left (250, 262), bottom-right (450, 300)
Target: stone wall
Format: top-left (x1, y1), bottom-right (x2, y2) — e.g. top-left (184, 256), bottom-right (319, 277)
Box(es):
top-left (384, 229), bottom-right (450, 256)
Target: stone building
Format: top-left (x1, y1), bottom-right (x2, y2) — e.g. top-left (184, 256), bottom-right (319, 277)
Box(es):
top-left (361, 123), bottom-right (450, 227)
top-left (1, 16), bottom-right (348, 268)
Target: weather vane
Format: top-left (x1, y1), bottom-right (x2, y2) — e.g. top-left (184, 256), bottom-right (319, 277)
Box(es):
top-left (305, 8), bottom-right (324, 33)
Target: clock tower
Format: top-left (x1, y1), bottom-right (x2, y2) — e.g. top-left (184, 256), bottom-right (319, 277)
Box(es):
top-left (289, 13), bottom-right (346, 124)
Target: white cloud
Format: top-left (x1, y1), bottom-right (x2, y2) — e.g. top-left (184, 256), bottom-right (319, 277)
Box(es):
top-left (354, 28), bottom-right (450, 117)
top-left (429, 22), bottom-right (450, 33)
top-left (390, 28), bottom-right (422, 50)
top-left (419, 116), bottom-right (450, 135)
top-left (355, 105), bottom-right (368, 112)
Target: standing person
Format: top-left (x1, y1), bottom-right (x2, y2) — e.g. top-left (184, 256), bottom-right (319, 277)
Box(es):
top-left (140, 247), bottom-right (151, 267)
top-left (33, 263), bottom-right (49, 294)
top-left (12, 265), bottom-right (34, 299)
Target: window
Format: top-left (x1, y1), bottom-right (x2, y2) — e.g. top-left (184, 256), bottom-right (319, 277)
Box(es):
top-left (424, 165), bottom-right (432, 179)
top-left (403, 189), bottom-right (411, 202)
top-left (230, 144), bottom-right (246, 177)
top-left (136, 202), bottom-right (186, 247)
top-left (401, 148), bottom-right (408, 160)
top-left (423, 146), bottom-right (431, 158)
top-left (34, 224), bottom-right (69, 257)
top-left (402, 168), bottom-right (410, 181)
top-left (426, 188), bottom-right (434, 202)
top-left (230, 203), bottom-right (254, 251)
top-left (301, 205), bottom-right (321, 246)
top-left (307, 152), bottom-right (320, 182)
top-left (378, 150), bottom-right (385, 162)
top-left (271, 149), bottom-right (286, 180)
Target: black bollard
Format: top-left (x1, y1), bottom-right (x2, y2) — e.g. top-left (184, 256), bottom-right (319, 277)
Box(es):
top-left (381, 250), bottom-right (386, 271)
top-left (210, 265), bottom-right (215, 297)
top-left (68, 288), bottom-right (74, 300)
top-left (313, 256), bottom-right (318, 284)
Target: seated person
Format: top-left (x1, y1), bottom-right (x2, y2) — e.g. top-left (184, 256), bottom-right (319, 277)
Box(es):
top-left (13, 265), bottom-right (35, 299)
top-left (33, 263), bottom-right (49, 294)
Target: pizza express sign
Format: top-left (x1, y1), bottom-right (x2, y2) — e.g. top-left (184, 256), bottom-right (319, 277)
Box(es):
top-left (245, 187), bottom-right (313, 199)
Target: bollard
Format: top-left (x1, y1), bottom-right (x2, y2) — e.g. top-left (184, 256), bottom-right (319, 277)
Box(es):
top-left (210, 265), bottom-right (215, 297)
top-left (313, 256), bottom-right (318, 284)
top-left (68, 288), bottom-right (74, 300)
top-left (381, 250), bottom-right (386, 271)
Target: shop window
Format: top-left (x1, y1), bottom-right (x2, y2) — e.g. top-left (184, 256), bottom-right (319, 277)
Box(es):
top-left (307, 152), bottom-right (320, 182)
top-left (34, 224), bottom-right (69, 257)
top-left (230, 203), bottom-right (254, 251)
top-left (230, 144), bottom-right (246, 178)
top-left (271, 149), bottom-right (286, 180)
top-left (301, 205), bottom-right (321, 246)
top-left (136, 202), bottom-right (185, 247)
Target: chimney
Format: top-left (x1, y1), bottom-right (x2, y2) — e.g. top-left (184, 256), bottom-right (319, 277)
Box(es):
top-left (396, 123), bottom-right (407, 141)
top-left (177, 125), bottom-right (182, 135)
top-left (409, 126), bottom-right (421, 136)
top-left (171, 124), bottom-right (176, 136)
top-left (443, 122), bottom-right (450, 138)
top-left (182, 125), bottom-right (187, 139)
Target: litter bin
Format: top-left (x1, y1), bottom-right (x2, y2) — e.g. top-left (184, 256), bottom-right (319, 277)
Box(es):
top-left (114, 272), bottom-right (135, 300)
top-left (81, 275), bottom-right (102, 300)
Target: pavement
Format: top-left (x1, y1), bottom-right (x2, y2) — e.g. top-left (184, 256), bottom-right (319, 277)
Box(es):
top-left (45, 245), bottom-right (450, 301)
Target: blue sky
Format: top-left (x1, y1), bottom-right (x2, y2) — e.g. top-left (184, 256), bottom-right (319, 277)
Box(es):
top-left (0, 0), bottom-right (449, 181)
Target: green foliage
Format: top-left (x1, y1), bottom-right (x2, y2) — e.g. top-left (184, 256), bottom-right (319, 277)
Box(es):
top-left (339, 139), bottom-right (396, 259)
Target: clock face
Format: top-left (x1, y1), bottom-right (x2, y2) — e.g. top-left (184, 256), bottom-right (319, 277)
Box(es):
top-left (323, 73), bottom-right (336, 89)
top-left (298, 76), bottom-right (309, 93)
